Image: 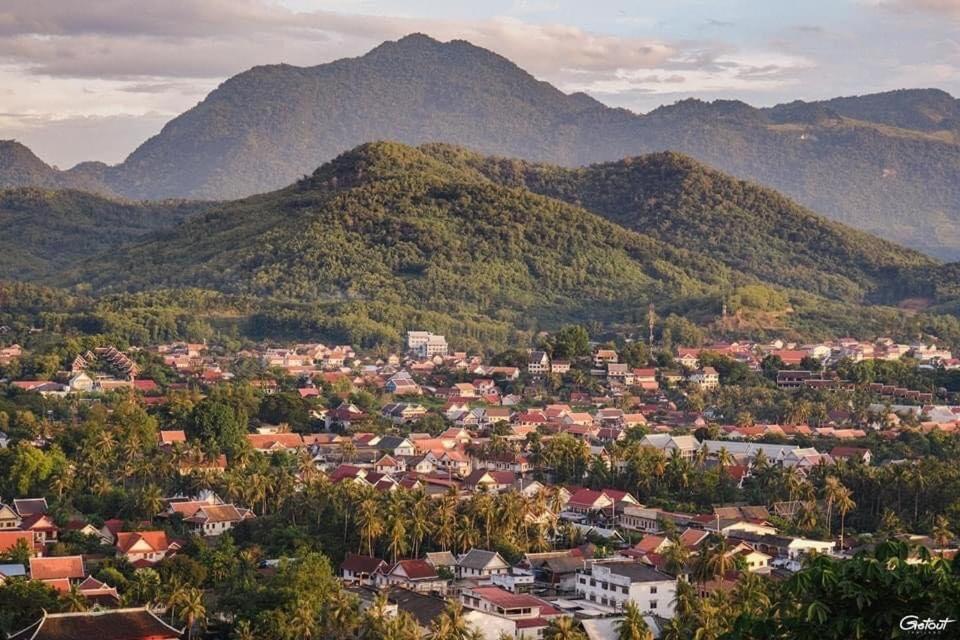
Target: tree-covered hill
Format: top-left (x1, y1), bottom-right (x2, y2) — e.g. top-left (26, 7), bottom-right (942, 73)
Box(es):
top-left (0, 188), bottom-right (206, 280)
top-left (62, 142), bottom-right (745, 342)
top-left (420, 144), bottom-right (939, 305)
top-left (36, 141), bottom-right (955, 348)
top-left (2, 35), bottom-right (959, 258)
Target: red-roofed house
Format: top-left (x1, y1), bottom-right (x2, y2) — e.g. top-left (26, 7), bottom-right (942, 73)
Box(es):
top-left (29, 555), bottom-right (85, 583)
top-left (377, 559), bottom-right (446, 595)
top-left (340, 554), bottom-right (389, 585)
top-left (116, 531), bottom-right (178, 566)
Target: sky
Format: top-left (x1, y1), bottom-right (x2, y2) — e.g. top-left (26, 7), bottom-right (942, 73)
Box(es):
top-left (1, 0), bottom-right (958, 168)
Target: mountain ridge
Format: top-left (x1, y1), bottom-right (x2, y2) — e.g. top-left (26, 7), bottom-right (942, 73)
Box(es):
top-left (1, 34), bottom-right (959, 258)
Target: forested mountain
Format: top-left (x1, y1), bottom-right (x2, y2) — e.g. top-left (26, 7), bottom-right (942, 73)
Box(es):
top-left (35, 142), bottom-right (954, 348)
top-left (422, 145), bottom-right (938, 304)
top-left (0, 188), bottom-right (205, 280)
top-left (61, 142), bottom-right (743, 345)
top-left (1, 35), bottom-right (958, 257)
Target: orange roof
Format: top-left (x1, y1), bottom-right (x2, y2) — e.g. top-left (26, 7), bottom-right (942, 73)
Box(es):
top-left (159, 430), bottom-right (186, 444)
top-left (116, 531), bottom-right (170, 555)
top-left (246, 433), bottom-right (304, 449)
top-left (30, 556), bottom-right (85, 581)
top-left (0, 531), bottom-right (34, 553)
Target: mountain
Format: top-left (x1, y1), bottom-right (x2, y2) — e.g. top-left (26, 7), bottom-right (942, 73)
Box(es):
top-left (0, 141), bottom-right (116, 195)
top-left (0, 188), bottom-right (205, 280)
top-left (421, 145), bottom-right (937, 305)
top-left (64, 142), bottom-right (743, 345)
top-left (49, 142), bottom-right (957, 348)
top-left (786, 89), bottom-right (960, 138)
top-left (3, 35), bottom-right (959, 259)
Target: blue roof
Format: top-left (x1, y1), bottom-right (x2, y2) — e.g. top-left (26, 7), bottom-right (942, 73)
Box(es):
top-left (0, 563), bottom-right (26, 577)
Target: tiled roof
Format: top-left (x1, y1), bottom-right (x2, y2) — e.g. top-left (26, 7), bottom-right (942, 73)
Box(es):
top-left (8, 608), bottom-right (183, 640)
top-left (29, 556), bottom-right (85, 581)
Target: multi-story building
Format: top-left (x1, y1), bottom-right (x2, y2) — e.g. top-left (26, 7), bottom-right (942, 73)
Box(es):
top-left (575, 561), bottom-right (677, 618)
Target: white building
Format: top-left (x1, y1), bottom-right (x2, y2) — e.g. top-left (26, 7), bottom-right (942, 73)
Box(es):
top-left (407, 331), bottom-right (448, 357)
top-left (576, 562), bottom-right (677, 618)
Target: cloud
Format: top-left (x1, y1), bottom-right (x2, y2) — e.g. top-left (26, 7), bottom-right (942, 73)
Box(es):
top-left (865, 0), bottom-right (960, 17)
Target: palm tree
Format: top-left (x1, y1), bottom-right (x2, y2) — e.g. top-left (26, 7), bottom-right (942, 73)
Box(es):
top-left (409, 492), bottom-right (433, 557)
top-left (387, 507), bottom-right (409, 563)
top-left (705, 538), bottom-right (736, 591)
top-left (62, 584), bottom-right (88, 612)
top-left (232, 620), bottom-right (257, 640)
top-left (662, 541), bottom-right (690, 578)
top-left (138, 483), bottom-right (166, 520)
top-left (544, 616), bottom-right (587, 640)
top-left (178, 588), bottom-right (206, 640)
top-left (616, 602), bottom-right (653, 640)
top-left (287, 600), bottom-right (318, 639)
top-left (932, 515), bottom-right (954, 556)
top-left (453, 515), bottom-right (478, 554)
top-left (357, 496), bottom-right (384, 556)
top-left (835, 486), bottom-right (856, 550)
top-left (822, 476), bottom-right (842, 538)
top-left (429, 600), bottom-right (480, 640)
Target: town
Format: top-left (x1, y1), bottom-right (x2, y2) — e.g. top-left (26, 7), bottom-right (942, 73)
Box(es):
top-left (0, 326), bottom-right (957, 640)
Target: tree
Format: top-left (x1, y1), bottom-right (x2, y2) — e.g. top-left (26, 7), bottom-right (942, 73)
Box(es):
top-left (429, 600), bottom-right (480, 640)
top-left (544, 616), bottom-right (587, 640)
top-left (616, 602), bottom-right (653, 640)
top-left (932, 515), bottom-right (954, 556)
top-left (551, 325), bottom-right (589, 360)
top-left (178, 588), bottom-right (206, 640)
top-left (835, 487), bottom-right (856, 550)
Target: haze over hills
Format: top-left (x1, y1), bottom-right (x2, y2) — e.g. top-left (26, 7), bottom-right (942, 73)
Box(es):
top-left (1, 35), bottom-right (959, 259)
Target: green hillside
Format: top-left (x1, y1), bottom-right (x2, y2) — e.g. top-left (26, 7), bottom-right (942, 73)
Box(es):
top-left (420, 145), bottom-right (938, 304)
top-left (44, 142), bottom-right (957, 349)
top-left (0, 188), bottom-right (205, 280)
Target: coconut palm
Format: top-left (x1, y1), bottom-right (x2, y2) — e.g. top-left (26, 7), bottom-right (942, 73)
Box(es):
top-left (178, 588), bottom-right (206, 640)
top-left (357, 496), bottom-right (384, 556)
top-left (835, 486), bottom-right (856, 550)
top-left (544, 616), bottom-right (587, 640)
top-left (932, 515), bottom-right (954, 556)
top-left (616, 601), bottom-right (653, 640)
top-left (429, 600), bottom-right (480, 640)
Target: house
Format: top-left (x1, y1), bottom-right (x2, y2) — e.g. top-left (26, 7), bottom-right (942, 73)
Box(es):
top-left (639, 434), bottom-right (699, 460)
top-left (0, 504), bottom-right (21, 530)
top-left (727, 531), bottom-right (835, 561)
top-left (183, 504), bottom-right (254, 537)
top-left (457, 549), bottom-right (511, 579)
top-left (688, 367), bottom-right (719, 390)
top-left (594, 349), bottom-right (618, 367)
top-left (0, 531), bottom-right (36, 559)
top-left (377, 435), bottom-right (417, 457)
top-left (76, 576), bottom-right (121, 607)
top-left (522, 551), bottom-right (586, 591)
top-left (20, 513), bottom-right (59, 545)
top-left (377, 559), bottom-right (447, 595)
top-left (551, 360), bottom-right (571, 375)
top-left (158, 430), bottom-right (187, 446)
top-left (830, 446), bottom-right (872, 465)
top-left (407, 332), bottom-right (448, 357)
top-left (381, 403), bottom-right (428, 425)
top-left (8, 608), bottom-right (184, 640)
top-left (459, 586), bottom-right (562, 638)
top-left (116, 531), bottom-right (177, 566)
top-left (340, 554), bottom-right (389, 585)
top-left (576, 561), bottom-right (677, 617)
top-left (29, 555), bottom-right (85, 591)
top-left (385, 371), bottom-right (423, 395)
top-left (528, 351), bottom-right (550, 376)
top-left (246, 432), bottom-right (304, 452)
top-left (13, 498), bottom-right (48, 518)
top-left (463, 470), bottom-right (516, 493)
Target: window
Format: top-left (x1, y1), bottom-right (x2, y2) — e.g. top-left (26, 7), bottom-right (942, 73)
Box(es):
top-left (649, 600), bottom-right (658, 609)
top-left (650, 586), bottom-right (657, 594)
top-left (621, 586), bottom-right (628, 594)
